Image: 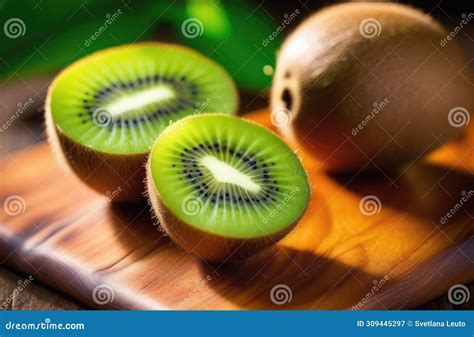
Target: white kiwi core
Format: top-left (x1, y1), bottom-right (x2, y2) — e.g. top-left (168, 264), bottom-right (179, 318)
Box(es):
top-left (106, 86), bottom-right (176, 117)
top-left (200, 155), bottom-right (261, 193)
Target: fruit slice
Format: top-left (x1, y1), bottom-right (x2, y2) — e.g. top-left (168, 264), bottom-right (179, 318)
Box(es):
top-left (147, 114), bottom-right (310, 262)
top-left (46, 43), bottom-right (238, 201)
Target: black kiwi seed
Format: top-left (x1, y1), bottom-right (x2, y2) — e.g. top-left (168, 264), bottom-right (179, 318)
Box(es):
top-left (84, 75), bottom-right (201, 128)
top-left (177, 142), bottom-right (279, 206)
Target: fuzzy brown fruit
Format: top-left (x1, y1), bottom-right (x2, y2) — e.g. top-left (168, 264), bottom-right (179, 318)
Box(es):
top-left (271, 2), bottom-right (472, 171)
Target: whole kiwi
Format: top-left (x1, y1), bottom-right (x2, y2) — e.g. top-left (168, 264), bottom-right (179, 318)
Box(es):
top-left (271, 2), bottom-right (472, 171)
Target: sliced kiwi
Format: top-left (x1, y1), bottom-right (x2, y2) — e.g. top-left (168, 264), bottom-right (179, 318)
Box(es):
top-left (46, 43), bottom-right (238, 201)
top-left (146, 114), bottom-right (310, 262)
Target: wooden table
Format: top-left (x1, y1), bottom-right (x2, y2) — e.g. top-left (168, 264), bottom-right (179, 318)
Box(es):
top-left (0, 261), bottom-right (472, 310)
top-left (0, 85), bottom-right (472, 310)
top-left (0, 120), bottom-right (473, 310)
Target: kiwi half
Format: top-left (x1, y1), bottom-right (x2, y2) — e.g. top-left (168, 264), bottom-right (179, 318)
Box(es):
top-left (146, 114), bottom-right (310, 262)
top-left (46, 43), bottom-right (238, 201)
top-left (271, 3), bottom-right (472, 171)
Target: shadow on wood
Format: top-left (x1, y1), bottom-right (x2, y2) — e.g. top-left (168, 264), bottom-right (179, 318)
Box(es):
top-left (201, 246), bottom-right (379, 309)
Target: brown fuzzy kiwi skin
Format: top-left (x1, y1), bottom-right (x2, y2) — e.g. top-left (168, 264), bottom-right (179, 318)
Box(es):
top-left (271, 2), bottom-right (473, 172)
top-left (146, 159), bottom-right (300, 263)
top-left (45, 42), bottom-right (239, 202)
top-left (45, 100), bottom-right (147, 202)
top-left (145, 114), bottom-right (309, 262)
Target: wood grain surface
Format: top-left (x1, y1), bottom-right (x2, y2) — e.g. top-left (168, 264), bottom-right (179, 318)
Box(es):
top-left (0, 109), bottom-right (473, 310)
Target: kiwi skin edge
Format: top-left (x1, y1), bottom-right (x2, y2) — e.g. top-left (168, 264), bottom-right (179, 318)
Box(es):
top-left (271, 2), bottom-right (473, 172)
top-left (145, 113), bottom-right (310, 262)
top-left (45, 100), bottom-right (147, 202)
top-left (45, 42), bottom-right (239, 202)
top-left (146, 158), bottom-right (303, 263)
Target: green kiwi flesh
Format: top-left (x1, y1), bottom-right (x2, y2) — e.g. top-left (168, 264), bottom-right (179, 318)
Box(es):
top-left (147, 114), bottom-right (310, 262)
top-left (271, 3), bottom-right (473, 171)
top-left (46, 43), bottom-right (238, 201)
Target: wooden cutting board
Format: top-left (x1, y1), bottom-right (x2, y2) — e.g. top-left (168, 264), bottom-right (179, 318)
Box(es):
top-left (0, 109), bottom-right (473, 310)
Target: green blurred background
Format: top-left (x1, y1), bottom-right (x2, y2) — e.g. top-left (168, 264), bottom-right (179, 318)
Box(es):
top-left (0, 0), bottom-right (472, 153)
top-left (0, 0), bottom-right (283, 91)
